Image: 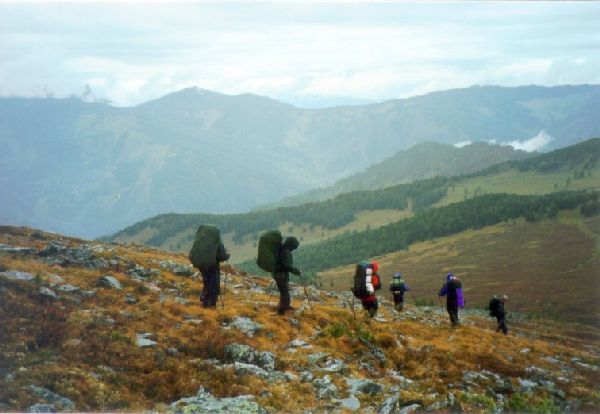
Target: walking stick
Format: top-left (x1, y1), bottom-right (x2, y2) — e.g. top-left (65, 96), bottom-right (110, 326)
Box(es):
top-left (351, 294), bottom-right (356, 321)
top-left (267, 280), bottom-right (276, 305)
top-left (298, 272), bottom-right (315, 316)
top-left (219, 261), bottom-right (229, 309)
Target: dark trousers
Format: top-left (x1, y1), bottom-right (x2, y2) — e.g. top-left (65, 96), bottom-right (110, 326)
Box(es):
top-left (447, 304), bottom-right (459, 326)
top-left (362, 297), bottom-right (378, 318)
top-left (392, 292), bottom-right (405, 310)
top-left (274, 273), bottom-right (290, 313)
top-left (496, 314), bottom-right (508, 335)
top-left (200, 265), bottom-right (220, 307)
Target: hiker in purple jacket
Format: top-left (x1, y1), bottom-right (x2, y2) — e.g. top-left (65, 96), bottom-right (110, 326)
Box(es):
top-left (439, 272), bottom-right (464, 326)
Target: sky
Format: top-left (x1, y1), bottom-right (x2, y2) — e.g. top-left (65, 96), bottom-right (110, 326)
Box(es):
top-left (0, 1), bottom-right (599, 108)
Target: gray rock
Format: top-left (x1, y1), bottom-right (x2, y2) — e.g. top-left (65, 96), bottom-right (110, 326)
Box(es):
top-left (320, 358), bottom-right (347, 373)
top-left (543, 356), bottom-right (561, 365)
top-left (159, 260), bottom-right (194, 277)
top-left (128, 265), bottom-right (161, 280)
top-left (289, 318), bottom-right (300, 327)
top-left (313, 375), bottom-right (338, 400)
top-left (378, 395), bottom-right (400, 414)
top-left (224, 343), bottom-right (275, 372)
top-left (340, 394), bottom-right (361, 411)
top-left (525, 366), bottom-right (550, 379)
top-left (288, 339), bottom-right (312, 349)
top-left (229, 317), bottom-right (263, 337)
top-left (169, 386), bottom-right (265, 413)
top-left (284, 371), bottom-right (298, 382)
top-left (136, 333), bottom-right (157, 347)
top-left (386, 370), bottom-right (414, 385)
top-left (463, 370), bottom-right (488, 384)
top-left (167, 348), bottom-right (179, 356)
top-left (38, 287), bottom-right (58, 300)
top-left (80, 290), bottom-right (96, 298)
top-left (24, 385), bottom-right (76, 411)
top-left (346, 378), bottom-right (383, 395)
top-left (0, 244), bottom-right (36, 255)
top-left (399, 403), bottom-right (422, 414)
top-left (57, 284), bottom-right (80, 293)
top-left (0, 270), bottom-right (36, 282)
top-left (426, 400), bottom-right (448, 411)
top-left (26, 403), bottom-right (56, 413)
top-left (97, 275), bottom-right (122, 290)
top-left (308, 352), bottom-right (329, 365)
top-left (359, 336), bottom-right (387, 364)
top-left (518, 378), bottom-right (537, 392)
top-left (232, 362), bottom-right (270, 379)
top-left (300, 372), bottom-right (314, 383)
top-left (125, 293), bottom-right (137, 304)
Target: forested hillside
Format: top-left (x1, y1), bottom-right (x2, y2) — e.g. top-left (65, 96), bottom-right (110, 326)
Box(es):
top-left (260, 141), bottom-right (533, 209)
top-left (106, 138), bottom-right (600, 266)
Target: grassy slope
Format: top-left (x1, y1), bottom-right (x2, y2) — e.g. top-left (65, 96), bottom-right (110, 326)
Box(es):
top-left (1, 226), bottom-right (600, 412)
top-left (320, 211), bottom-right (600, 325)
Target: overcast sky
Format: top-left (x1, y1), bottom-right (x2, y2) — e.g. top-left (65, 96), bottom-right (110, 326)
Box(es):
top-left (0, 1), bottom-right (599, 107)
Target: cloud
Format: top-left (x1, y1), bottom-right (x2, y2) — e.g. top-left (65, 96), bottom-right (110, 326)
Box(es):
top-left (504, 131), bottom-right (553, 153)
top-left (454, 141), bottom-right (472, 148)
top-left (0, 2), bottom-right (599, 106)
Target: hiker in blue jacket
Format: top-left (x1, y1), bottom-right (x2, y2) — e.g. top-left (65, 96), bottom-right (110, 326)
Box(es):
top-left (439, 272), bottom-right (464, 326)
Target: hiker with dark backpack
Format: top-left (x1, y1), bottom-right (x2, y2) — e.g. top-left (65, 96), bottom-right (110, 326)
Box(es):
top-left (273, 236), bottom-right (301, 315)
top-left (351, 260), bottom-right (381, 318)
top-left (188, 225), bottom-right (230, 308)
top-left (389, 272), bottom-right (410, 311)
top-left (488, 294), bottom-right (508, 335)
top-left (438, 272), bottom-right (464, 326)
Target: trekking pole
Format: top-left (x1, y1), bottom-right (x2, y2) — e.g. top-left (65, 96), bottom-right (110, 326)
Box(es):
top-left (267, 280), bottom-right (276, 305)
top-left (223, 261), bottom-right (229, 294)
top-left (298, 272), bottom-right (315, 316)
top-left (351, 294), bottom-right (356, 321)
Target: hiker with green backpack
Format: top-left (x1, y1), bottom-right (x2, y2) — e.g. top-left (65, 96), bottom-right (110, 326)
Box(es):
top-left (256, 230), bottom-right (301, 315)
top-left (389, 272), bottom-right (411, 311)
top-left (188, 225), bottom-right (230, 308)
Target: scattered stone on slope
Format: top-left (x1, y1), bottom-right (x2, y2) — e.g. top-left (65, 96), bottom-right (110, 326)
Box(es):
top-left (308, 352), bottom-right (329, 365)
top-left (288, 339), bottom-right (312, 349)
top-left (313, 375), bottom-right (338, 400)
top-left (358, 336), bottom-right (387, 364)
top-left (319, 358), bottom-right (348, 373)
top-left (26, 403), bottom-right (56, 413)
top-left (56, 284), bottom-right (80, 294)
top-left (339, 394), bottom-right (361, 411)
top-left (0, 270), bottom-right (36, 282)
top-left (97, 275), bottom-right (122, 290)
top-left (125, 293), bottom-right (137, 304)
top-left (224, 343), bottom-right (275, 372)
top-left (0, 243), bottom-right (36, 255)
top-left (378, 395), bottom-right (400, 414)
top-left (231, 362), bottom-right (270, 379)
top-left (24, 385), bottom-right (76, 411)
top-left (169, 386), bottom-right (265, 414)
top-left (38, 287), bottom-right (59, 301)
top-left (228, 317), bottom-right (263, 337)
top-left (128, 265), bottom-right (161, 280)
top-left (399, 403), bottom-right (422, 414)
top-left (136, 333), bottom-right (158, 347)
top-left (157, 260), bottom-right (194, 276)
top-left (346, 378), bottom-right (384, 395)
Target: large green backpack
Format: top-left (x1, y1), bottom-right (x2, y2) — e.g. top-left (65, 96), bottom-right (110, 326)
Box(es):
top-left (391, 276), bottom-right (405, 291)
top-left (256, 229), bottom-right (283, 273)
top-left (188, 225), bottom-right (220, 269)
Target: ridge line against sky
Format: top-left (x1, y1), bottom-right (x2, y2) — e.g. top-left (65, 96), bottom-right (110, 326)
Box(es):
top-left (0, 1), bottom-right (599, 108)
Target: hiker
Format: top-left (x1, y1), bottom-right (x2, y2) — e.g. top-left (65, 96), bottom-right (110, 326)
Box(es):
top-left (439, 272), bottom-right (464, 326)
top-left (489, 294), bottom-right (508, 335)
top-left (389, 272), bottom-right (410, 311)
top-left (351, 260), bottom-right (381, 318)
top-left (188, 225), bottom-right (230, 308)
top-left (273, 236), bottom-right (301, 315)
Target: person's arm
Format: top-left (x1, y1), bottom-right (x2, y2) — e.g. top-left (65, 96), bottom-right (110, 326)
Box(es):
top-left (439, 283), bottom-right (448, 297)
top-left (217, 242), bottom-right (230, 262)
top-left (281, 249), bottom-right (300, 275)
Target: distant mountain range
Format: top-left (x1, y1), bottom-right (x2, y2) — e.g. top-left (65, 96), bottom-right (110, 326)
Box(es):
top-left (1, 84), bottom-right (599, 238)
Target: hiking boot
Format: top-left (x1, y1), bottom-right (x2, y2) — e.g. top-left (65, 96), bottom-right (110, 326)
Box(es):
top-left (277, 307), bottom-right (286, 315)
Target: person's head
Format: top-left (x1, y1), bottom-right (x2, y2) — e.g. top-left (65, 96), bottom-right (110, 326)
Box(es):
top-left (492, 294), bottom-right (498, 299)
top-left (283, 236), bottom-right (300, 250)
top-left (446, 272), bottom-right (454, 282)
top-left (394, 272), bottom-right (402, 279)
top-left (502, 294), bottom-right (508, 301)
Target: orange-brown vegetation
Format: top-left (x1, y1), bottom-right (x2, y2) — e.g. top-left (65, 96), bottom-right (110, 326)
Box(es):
top-left (0, 225), bottom-right (599, 412)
